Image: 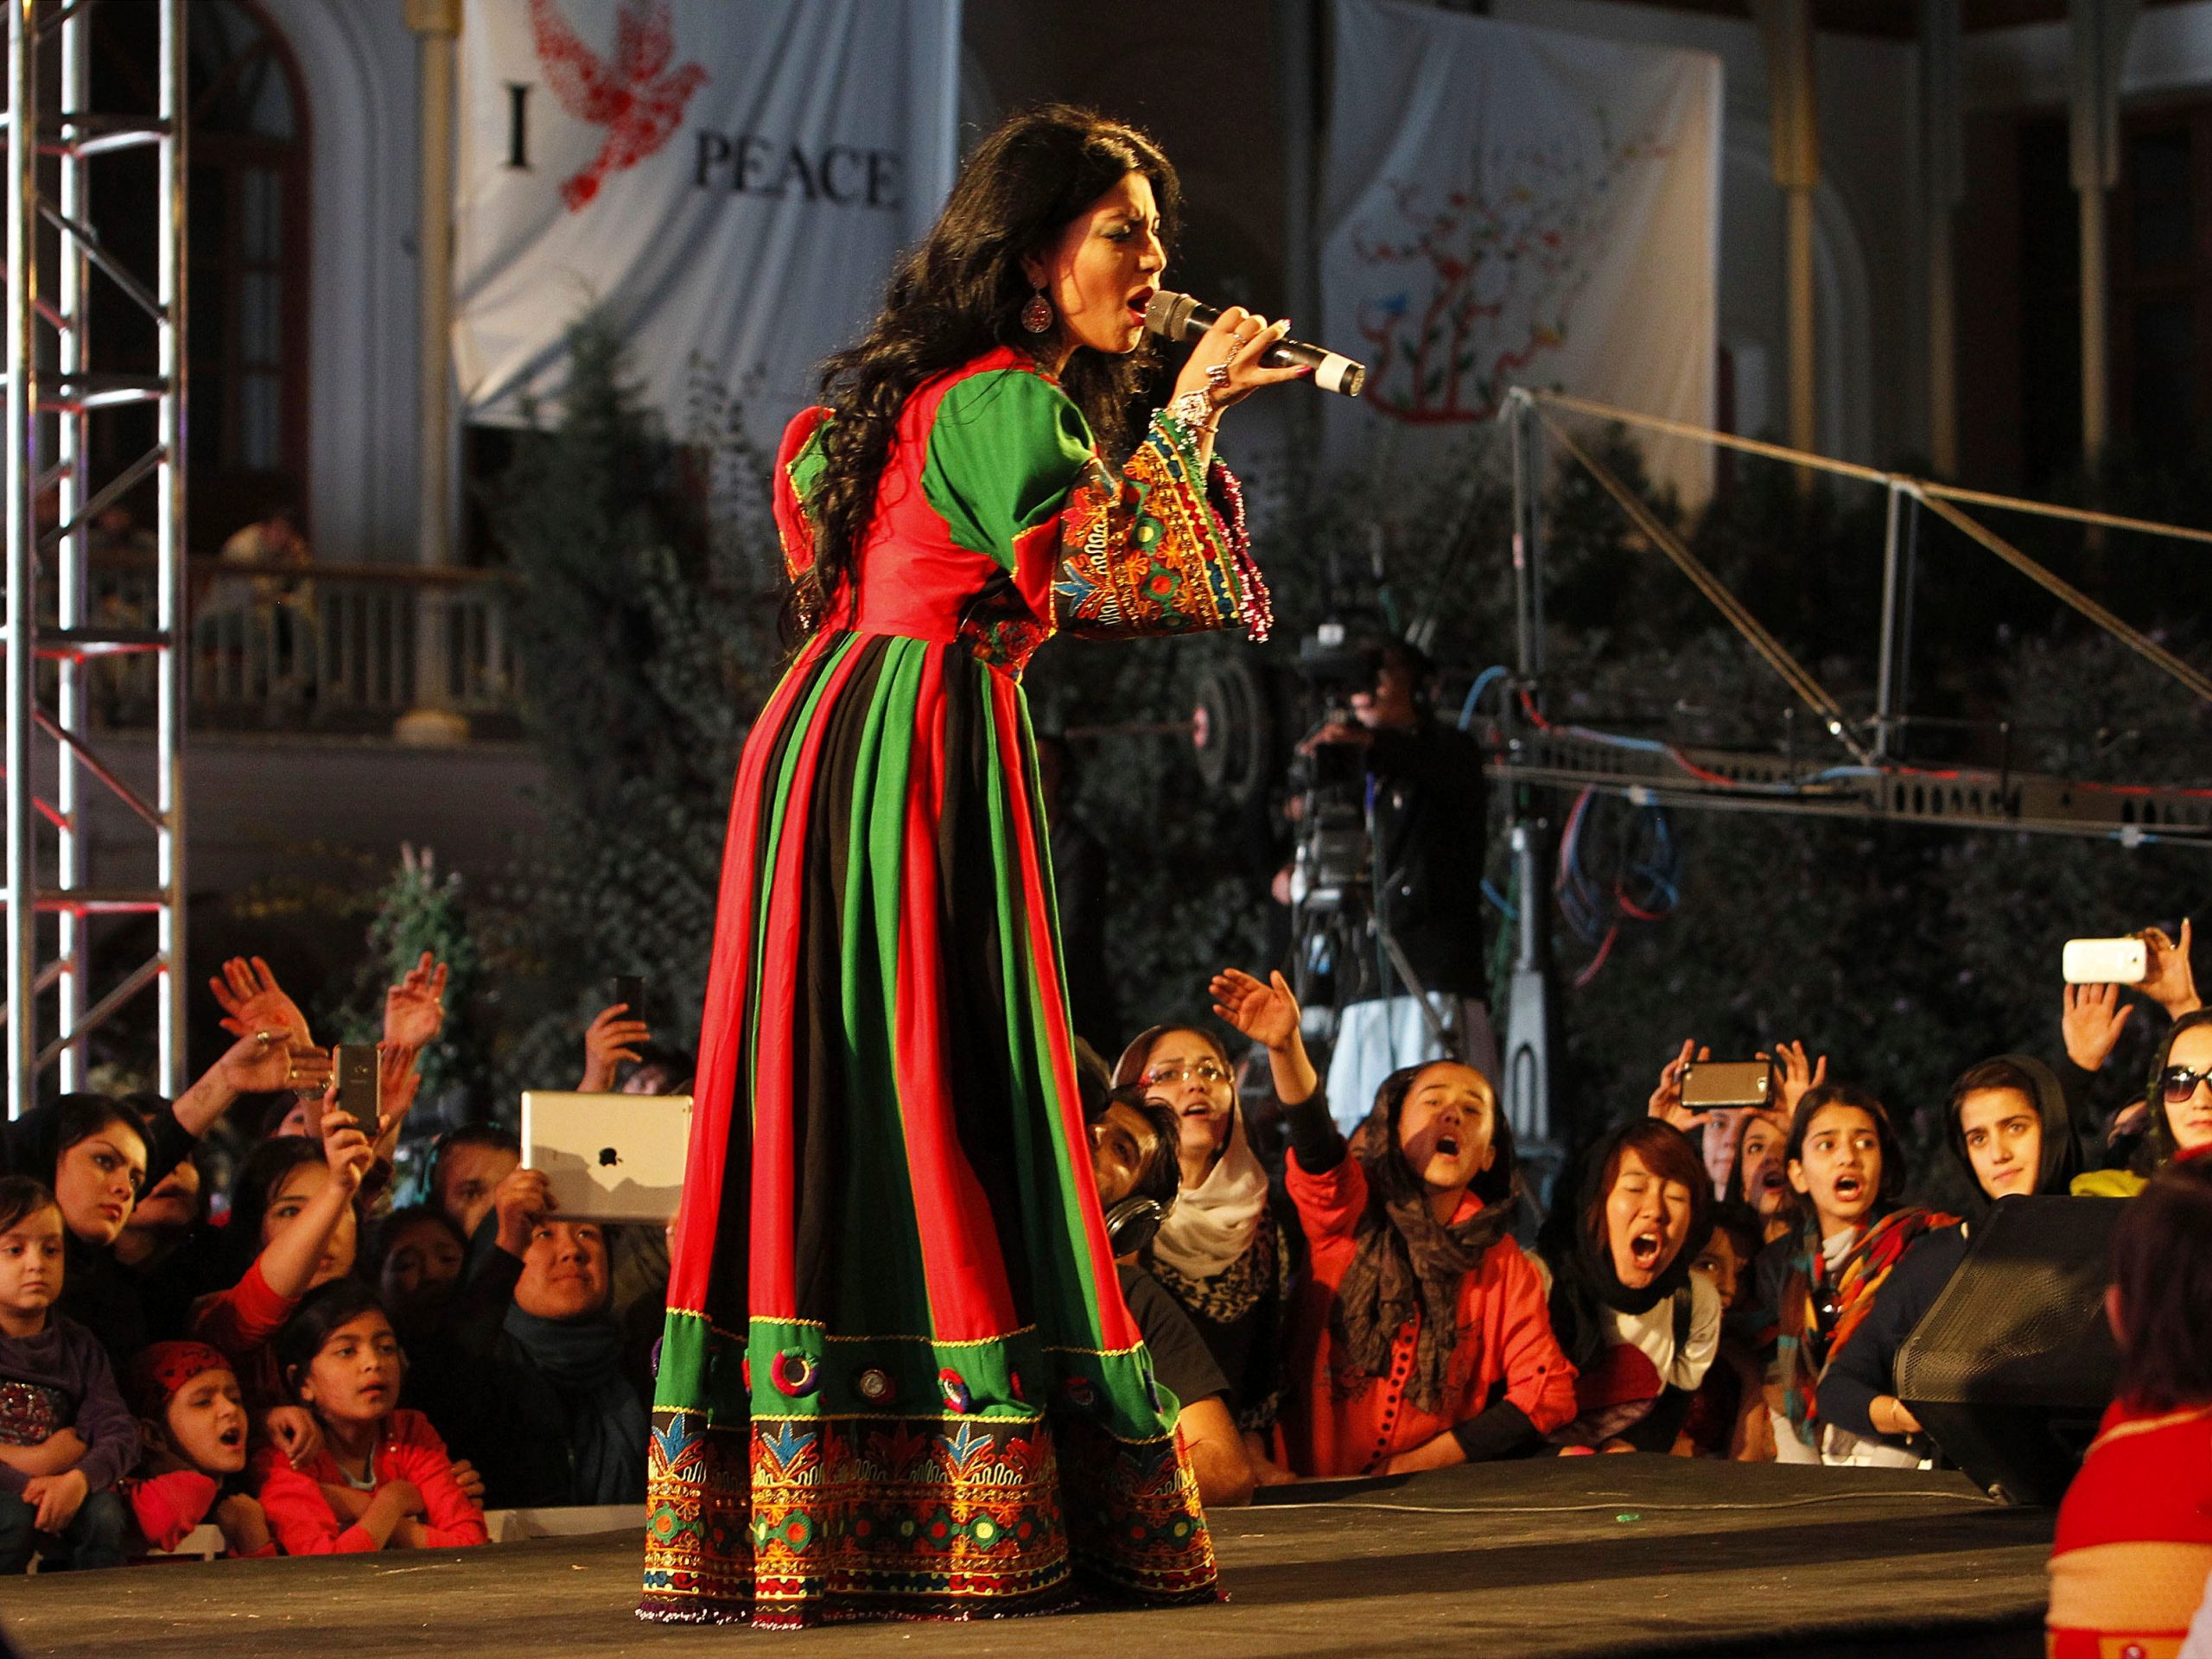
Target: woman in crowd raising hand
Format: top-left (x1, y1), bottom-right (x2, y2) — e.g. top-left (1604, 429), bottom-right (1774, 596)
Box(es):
top-left (1211, 967), bottom-right (1576, 1477)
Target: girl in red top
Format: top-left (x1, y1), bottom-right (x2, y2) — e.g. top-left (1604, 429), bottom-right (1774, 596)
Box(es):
top-left (2048, 1161), bottom-right (2212, 1658)
top-left (249, 1280), bottom-right (486, 1554)
top-left (1211, 969), bottom-right (1575, 1477)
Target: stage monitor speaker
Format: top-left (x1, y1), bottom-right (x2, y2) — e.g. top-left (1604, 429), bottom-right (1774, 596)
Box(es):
top-left (1895, 1193), bottom-right (2124, 1507)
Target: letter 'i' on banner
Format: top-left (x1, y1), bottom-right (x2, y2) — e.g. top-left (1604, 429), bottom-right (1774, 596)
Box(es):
top-left (454, 0), bottom-right (963, 447)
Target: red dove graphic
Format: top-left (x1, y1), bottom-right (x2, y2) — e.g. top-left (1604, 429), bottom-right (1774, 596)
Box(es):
top-left (530, 0), bottom-right (709, 213)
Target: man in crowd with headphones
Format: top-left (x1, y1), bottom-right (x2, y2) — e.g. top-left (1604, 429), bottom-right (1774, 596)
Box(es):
top-left (1088, 1088), bottom-right (1258, 1507)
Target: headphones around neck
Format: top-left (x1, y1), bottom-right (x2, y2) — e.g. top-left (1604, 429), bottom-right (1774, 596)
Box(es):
top-left (1103, 1194), bottom-right (1169, 1257)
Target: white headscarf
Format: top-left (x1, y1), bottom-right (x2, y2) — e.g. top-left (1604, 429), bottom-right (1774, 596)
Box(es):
top-left (1114, 1027), bottom-right (1272, 1281)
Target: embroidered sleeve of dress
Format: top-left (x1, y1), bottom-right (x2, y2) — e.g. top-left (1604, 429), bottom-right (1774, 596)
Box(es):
top-left (919, 368), bottom-right (1272, 648)
top-left (772, 406), bottom-right (834, 613)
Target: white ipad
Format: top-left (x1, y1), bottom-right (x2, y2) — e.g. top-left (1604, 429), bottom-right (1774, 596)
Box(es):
top-left (519, 1090), bottom-right (693, 1222)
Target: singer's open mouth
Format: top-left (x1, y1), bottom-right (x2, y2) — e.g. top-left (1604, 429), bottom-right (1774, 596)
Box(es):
top-left (1127, 284), bottom-right (1156, 321)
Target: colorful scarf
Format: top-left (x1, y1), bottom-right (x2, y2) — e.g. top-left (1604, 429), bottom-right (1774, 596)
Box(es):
top-left (1331, 1090), bottom-right (1517, 1415)
top-left (1776, 1205), bottom-right (1959, 1447)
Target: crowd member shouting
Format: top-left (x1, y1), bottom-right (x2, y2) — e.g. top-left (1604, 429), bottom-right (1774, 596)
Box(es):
top-left (1084, 1087), bottom-right (1256, 1506)
top-left (1114, 1020), bottom-right (1292, 1472)
top-left (122, 1342), bottom-right (273, 1558)
top-left (1211, 968), bottom-right (1575, 1476)
top-left (251, 1280), bottom-right (486, 1554)
top-left (0, 1177), bottom-right (134, 1573)
top-left (1755, 1084), bottom-right (1956, 1466)
top-left (2076, 1010), bottom-right (2212, 1198)
top-left (1724, 1113), bottom-right (1796, 1248)
top-left (2048, 1162), bottom-right (2212, 1657)
top-left (1820, 1056), bottom-right (2084, 1463)
top-left (1535, 1121), bottom-right (1719, 1452)
top-left (405, 1166), bottom-right (647, 1509)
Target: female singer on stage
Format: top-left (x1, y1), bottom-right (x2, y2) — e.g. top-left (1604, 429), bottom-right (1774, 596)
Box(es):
top-left (639, 105), bottom-right (1300, 1628)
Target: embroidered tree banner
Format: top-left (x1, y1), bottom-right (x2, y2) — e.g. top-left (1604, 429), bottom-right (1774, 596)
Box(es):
top-left (1321, 0), bottom-right (1719, 495)
top-left (454, 0), bottom-right (961, 437)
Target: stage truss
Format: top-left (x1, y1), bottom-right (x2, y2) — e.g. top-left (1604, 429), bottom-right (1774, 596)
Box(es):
top-left (2, 0), bottom-right (188, 1116)
top-left (1491, 385), bottom-right (2212, 1148)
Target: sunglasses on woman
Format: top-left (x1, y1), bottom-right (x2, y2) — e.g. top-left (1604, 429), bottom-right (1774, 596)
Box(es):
top-left (1144, 1061), bottom-right (1231, 1088)
top-left (2162, 1065), bottom-right (2212, 1105)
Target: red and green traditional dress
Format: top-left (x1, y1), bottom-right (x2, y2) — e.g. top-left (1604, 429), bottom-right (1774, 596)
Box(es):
top-left (639, 345), bottom-right (1271, 1627)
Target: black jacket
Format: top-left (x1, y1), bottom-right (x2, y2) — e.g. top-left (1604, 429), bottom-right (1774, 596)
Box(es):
top-left (1345, 720), bottom-right (1489, 1001)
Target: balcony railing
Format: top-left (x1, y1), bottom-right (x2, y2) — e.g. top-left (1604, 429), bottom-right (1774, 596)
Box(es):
top-left (69, 556), bottom-right (524, 736)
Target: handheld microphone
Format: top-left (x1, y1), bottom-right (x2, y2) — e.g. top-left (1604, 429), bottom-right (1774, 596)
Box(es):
top-left (1142, 289), bottom-right (1366, 398)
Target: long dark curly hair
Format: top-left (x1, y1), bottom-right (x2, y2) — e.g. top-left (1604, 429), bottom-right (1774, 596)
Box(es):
top-left (788, 105), bottom-right (1180, 641)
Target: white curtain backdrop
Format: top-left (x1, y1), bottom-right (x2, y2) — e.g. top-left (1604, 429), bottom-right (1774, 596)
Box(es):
top-left (454, 0), bottom-right (962, 443)
top-left (1322, 0), bottom-right (1720, 498)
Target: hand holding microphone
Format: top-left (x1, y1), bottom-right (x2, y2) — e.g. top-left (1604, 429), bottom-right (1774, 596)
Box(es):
top-left (1149, 290), bottom-right (1367, 407)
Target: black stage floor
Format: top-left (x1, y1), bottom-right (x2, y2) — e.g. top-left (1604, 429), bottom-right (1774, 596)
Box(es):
top-left (2, 1457), bottom-right (2054, 1658)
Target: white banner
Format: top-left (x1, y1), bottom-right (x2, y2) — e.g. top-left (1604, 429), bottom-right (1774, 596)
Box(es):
top-left (1322, 0), bottom-right (1719, 496)
top-left (454, 0), bottom-right (962, 439)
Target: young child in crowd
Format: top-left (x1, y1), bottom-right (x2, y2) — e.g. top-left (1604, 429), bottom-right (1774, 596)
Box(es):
top-left (2048, 1161), bottom-right (2212, 1657)
top-left (371, 1205), bottom-right (468, 1327)
top-left (123, 1341), bottom-right (274, 1557)
top-left (0, 1176), bottom-right (135, 1572)
top-left (1679, 1201), bottom-right (1773, 1459)
top-left (1755, 1084), bottom-right (1956, 1466)
top-left (194, 1103), bottom-right (378, 1467)
top-left (1211, 968), bottom-right (1577, 1475)
top-left (250, 1279), bottom-right (486, 1554)
top-left (1536, 1120), bottom-right (1720, 1452)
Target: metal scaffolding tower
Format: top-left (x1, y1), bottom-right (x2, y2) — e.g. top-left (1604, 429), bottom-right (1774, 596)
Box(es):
top-left (3, 0), bottom-right (188, 1116)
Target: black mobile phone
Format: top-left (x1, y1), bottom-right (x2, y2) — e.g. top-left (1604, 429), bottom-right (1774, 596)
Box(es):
top-left (613, 975), bottom-right (645, 1019)
top-left (331, 1043), bottom-right (381, 1138)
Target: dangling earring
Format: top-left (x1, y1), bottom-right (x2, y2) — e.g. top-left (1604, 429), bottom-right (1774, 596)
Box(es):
top-left (1020, 284), bottom-right (1053, 335)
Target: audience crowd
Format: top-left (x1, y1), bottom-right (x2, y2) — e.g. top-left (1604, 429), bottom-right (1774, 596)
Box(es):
top-left (0, 918), bottom-right (2204, 1653)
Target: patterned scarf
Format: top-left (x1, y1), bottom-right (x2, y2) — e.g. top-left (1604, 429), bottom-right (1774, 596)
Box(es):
top-left (1776, 1205), bottom-right (1958, 1446)
top-left (1331, 1128), bottom-right (1516, 1416)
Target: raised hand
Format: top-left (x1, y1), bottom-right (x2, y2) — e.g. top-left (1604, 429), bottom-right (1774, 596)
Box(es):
top-left (1768, 1039), bottom-right (1827, 1122)
top-left (383, 952), bottom-right (448, 1051)
top-left (210, 956), bottom-right (312, 1047)
top-left (318, 1096), bottom-right (378, 1196)
top-left (1648, 1039), bottom-right (1713, 1132)
top-left (2063, 982), bottom-right (2133, 1075)
top-left (2142, 919), bottom-right (2201, 1019)
top-left (491, 1165), bottom-right (556, 1258)
top-left (215, 1030), bottom-right (331, 1097)
top-left (1208, 968), bottom-right (1301, 1053)
top-left (580, 1002), bottom-right (652, 1093)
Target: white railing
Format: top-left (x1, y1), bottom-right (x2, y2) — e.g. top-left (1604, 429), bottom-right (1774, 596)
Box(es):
top-left (75, 556), bottom-right (522, 732)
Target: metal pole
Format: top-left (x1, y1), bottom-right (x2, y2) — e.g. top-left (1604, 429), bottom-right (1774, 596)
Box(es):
top-left (6, 0), bottom-right (39, 1119)
top-left (54, 0), bottom-right (86, 1094)
top-left (1509, 393), bottom-right (1547, 698)
top-left (397, 0), bottom-right (468, 746)
top-left (156, 0), bottom-right (188, 1097)
top-left (2069, 0), bottom-right (2138, 469)
top-left (1758, 0), bottom-right (1821, 464)
top-left (1874, 482), bottom-right (1903, 760)
top-left (1921, 0), bottom-right (1964, 476)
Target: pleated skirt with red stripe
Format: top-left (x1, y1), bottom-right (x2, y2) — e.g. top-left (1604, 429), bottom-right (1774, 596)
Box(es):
top-left (638, 629), bottom-right (1220, 1627)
